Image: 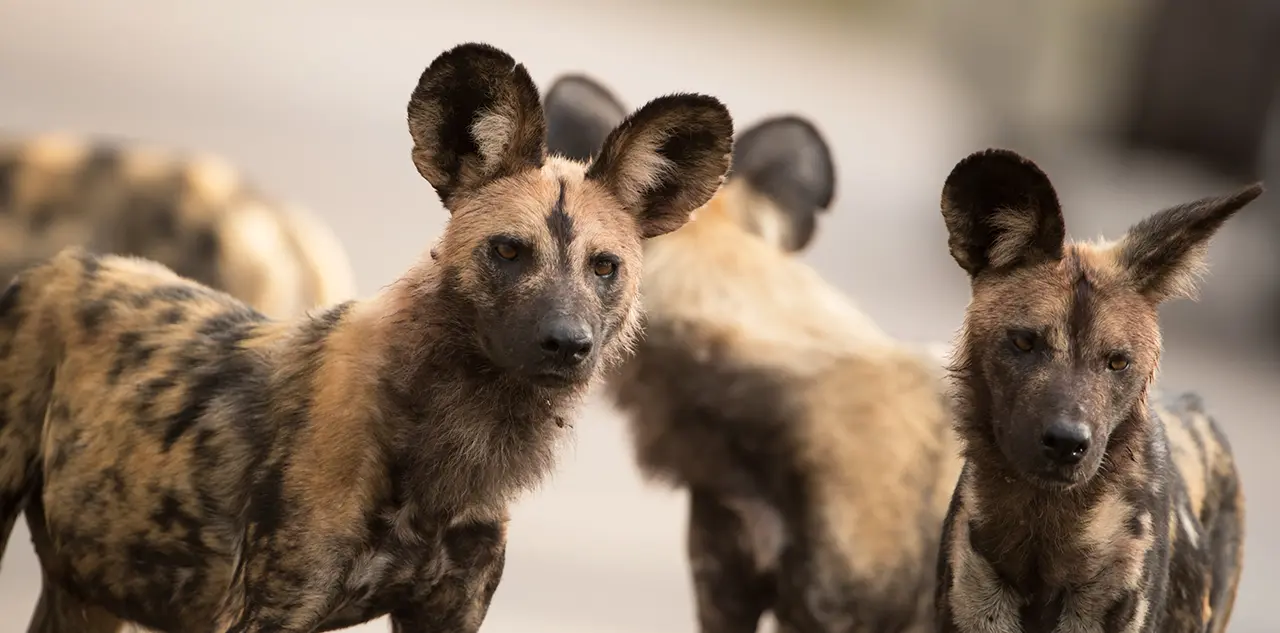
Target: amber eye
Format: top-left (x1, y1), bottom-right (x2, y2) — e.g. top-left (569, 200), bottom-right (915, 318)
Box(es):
top-left (494, 242), bottom-right (518, 261)
top-left (592, 257), bottom-right (618, 278)
top-left (1011, 332), bottom-right (1035, 353)
top-left (1107, 354), bottom-right (1130, 372)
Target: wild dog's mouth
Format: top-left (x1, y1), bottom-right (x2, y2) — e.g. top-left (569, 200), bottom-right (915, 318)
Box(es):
top-left (1025, 468), bottom-right (1088, 491)
top-left (1020, 453), bottom-right (1105, 492)
top-left (528, 367), bottom-right (589, 389)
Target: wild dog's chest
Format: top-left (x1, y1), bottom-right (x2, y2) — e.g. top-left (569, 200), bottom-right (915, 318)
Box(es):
top-left (317, 506), bottom-right (504, 630)
top-left (946, 490), bottom-right (1164, 633)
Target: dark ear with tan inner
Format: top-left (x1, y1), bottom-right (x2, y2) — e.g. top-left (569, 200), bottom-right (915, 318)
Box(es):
top-left (940, 148), bottom-right (1066, 278)
top-left (407, 42), bottom-right (546, 209)
top-left (586, 94), bottom-right (734, 239)
top-left (1117, 183), bottom-right (1264, 303)
top-left (543, 74), bottom-right (629, 163)
top-left (730, 115), bottom-right (836, 252)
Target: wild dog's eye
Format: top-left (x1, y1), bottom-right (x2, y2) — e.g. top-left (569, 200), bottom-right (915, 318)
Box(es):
top-left (1107, 354), bottom-right (1130, 372)
top-left (1009, 330), bottom-right (1036, 353)
top-left (493, 241), bottom-right (518, 261)
top-left (592, 256), bottom-right (618, 278)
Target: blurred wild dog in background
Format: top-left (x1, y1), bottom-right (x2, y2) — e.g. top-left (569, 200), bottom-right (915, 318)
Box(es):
top-left (0, 132), bottom-right (356, 317)
top-left (543, 74), bottom-right (962, 633)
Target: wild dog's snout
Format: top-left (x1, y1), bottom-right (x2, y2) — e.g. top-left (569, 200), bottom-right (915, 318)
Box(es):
top-left (538, 317), bottom-right (593, 365)
top-left (1040, 418), bottom-right (1090, 466)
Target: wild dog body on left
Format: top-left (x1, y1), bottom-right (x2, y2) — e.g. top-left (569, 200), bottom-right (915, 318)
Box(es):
top-left (0, 43), bottom-right (733, 632)
top-left (0, 132), bottom-right (356, 319)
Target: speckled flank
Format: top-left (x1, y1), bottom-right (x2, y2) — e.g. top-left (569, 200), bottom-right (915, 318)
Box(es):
top-left (544, 73), bottom-right (963, 633)
top-left (0, 132), bottom-right (356, 319)
top-left (0, 43), bottom-right (733, 632)
top-left (935, 148), bottom-right (1254, 633)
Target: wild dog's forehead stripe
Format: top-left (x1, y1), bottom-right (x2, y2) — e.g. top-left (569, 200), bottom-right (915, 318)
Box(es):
top-left (447, 159), bottom-right (640, 261)
top-left (970, 243), bottom-right (1158, 358)
top-left (545, 179), bottom-right (574, 265)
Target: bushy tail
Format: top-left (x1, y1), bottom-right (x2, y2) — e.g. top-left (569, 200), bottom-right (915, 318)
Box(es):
top-left (0, 264), bottom-right (61, 564)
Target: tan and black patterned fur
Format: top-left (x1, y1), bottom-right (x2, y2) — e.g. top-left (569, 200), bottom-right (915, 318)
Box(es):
top-left (0, 43), bottom-right (733, 632)
top-left (0, 132), bottom-right (356, 319)
top-left (935, 149), bottom-right (1254, 633)
top-left (544, 74), bottom-right (962, 633)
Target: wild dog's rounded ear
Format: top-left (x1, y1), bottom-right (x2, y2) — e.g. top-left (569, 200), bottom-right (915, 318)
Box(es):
top-left (406, 42), bottom-right (546, 209)
top-left (586, 94), bottom-right (733, 239)
top-left (730, 115), bottom-right (836, 252)
top-left (543, 74), bottom-right (629, 163)
top-left (1117, 182), bottom-right (1264, 303)
top-left (940, 148), bottom-right (1066, 278)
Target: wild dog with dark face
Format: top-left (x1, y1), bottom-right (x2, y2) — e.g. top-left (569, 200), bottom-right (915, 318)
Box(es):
top-left (544, 74), bottom-right (962, 633)
top-left (935, 149), bottom-right (1256, 633)
top-left (0, 43), bottom-right (732, 632)
top-left (0, 133), bottom-right (356, 318)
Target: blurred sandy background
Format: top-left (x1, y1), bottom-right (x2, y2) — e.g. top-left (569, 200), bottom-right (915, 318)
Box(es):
top-left (2, 1), bottom-right (1277, 631)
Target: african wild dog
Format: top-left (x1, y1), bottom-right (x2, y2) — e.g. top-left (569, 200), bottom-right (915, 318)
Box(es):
top-left (543, 74), bottom-right (963, 633)
top-left (0, 42), bottom-right (733, 632)
top-left (0, 132), bottom-right (356, 318)
top-left (935, 148), bottom-right (1256, 633)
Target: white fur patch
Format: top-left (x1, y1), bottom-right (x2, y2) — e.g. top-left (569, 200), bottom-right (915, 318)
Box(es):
top-left (986, 207), bottom-right (1040, 269)
top-left (724, 496), bottom-right (787, 573)
top-left (1178, 504), bottom-right (1200, 549)
top-left (611, 133), bottom-right (674, 207)
top-left (471, 110), bottom-right (515, 171)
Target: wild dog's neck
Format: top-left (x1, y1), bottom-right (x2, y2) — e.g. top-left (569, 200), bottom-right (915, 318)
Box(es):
top-left (346, 259), bottom-right (581, 513)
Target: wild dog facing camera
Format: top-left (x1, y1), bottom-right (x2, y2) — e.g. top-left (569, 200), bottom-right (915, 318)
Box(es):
top-left (409, 45), bottom-right (735, 386)
top-left (942, 148), bottom-right (1263, 489)
top-left (0, 42), bottom-right (738, 633)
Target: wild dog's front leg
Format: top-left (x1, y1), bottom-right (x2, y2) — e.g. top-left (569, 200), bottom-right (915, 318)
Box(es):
top-left (391, 519), bottom-right (508, 633)
top-left (27, 580), bottom-right (124, 633)
top-left (688, 490), bottom-right (777, 633)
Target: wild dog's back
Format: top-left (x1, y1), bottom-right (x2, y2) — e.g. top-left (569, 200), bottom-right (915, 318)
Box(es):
top-left (0, 248), bottom-right (272, 623)
top-left (0, 133), bottom-right (355, 317)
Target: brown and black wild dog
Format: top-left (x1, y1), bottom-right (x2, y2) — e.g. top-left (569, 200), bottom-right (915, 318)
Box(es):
top-left (0, 42), bottom-right (733, 632)
top-left (544, 74), bottom-right (962, 633)
top-left (0, 133), bottom-right (356, 318)
top-left (935, 148), bottom-right (1256, 633)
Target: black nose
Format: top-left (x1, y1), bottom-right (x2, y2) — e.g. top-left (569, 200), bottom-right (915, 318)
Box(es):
top-left (539, 320), bottom-right (593, 364)
top-left (1041, 420), bottom-right (1092, 465)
